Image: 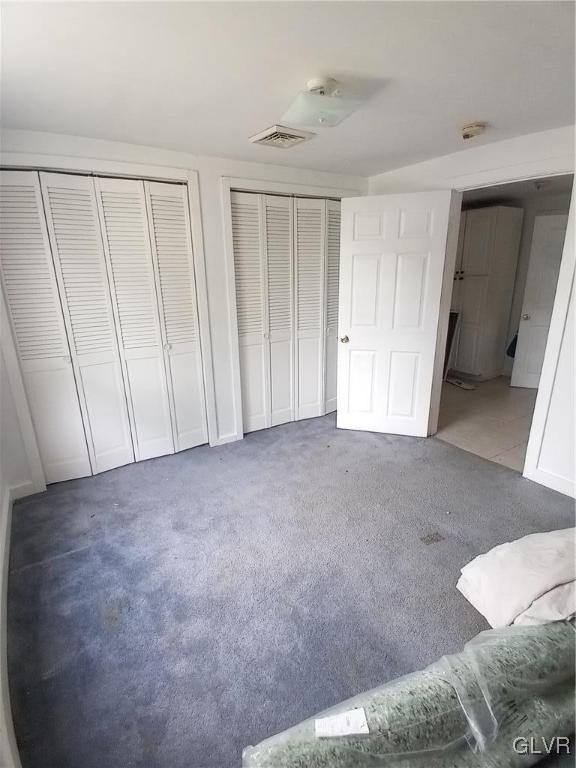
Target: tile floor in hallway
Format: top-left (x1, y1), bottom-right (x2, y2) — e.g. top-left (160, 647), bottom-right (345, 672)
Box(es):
top-left (436, 376), bottom-right (538, 471)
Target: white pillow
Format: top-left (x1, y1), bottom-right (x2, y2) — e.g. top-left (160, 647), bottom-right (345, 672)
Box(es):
top-left (514, 581), bottom-right (575, 626)
top-left (457, 528), bottom-right (575, 628)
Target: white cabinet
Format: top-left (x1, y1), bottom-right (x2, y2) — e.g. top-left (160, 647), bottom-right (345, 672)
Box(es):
top-left (0, 170), bottom-right (208, 484)
top-left (231, 191), bottom-right (340, 434)
top-left (452, 206), bottom-right (523, 380)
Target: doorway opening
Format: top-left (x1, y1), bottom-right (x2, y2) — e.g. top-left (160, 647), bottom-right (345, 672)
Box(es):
top-left (437, 174), bottom-right (573, 472)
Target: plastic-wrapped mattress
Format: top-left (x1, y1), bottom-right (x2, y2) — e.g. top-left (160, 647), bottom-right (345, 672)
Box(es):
top-left (243, 622), bottom-right (575, 767)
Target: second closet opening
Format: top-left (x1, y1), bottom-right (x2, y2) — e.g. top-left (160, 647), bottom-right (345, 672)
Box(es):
top-left (230, 191), bottom-right (341, 434)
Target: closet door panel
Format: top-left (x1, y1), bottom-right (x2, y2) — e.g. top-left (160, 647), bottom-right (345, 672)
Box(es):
top-left (95, 177), bottom-right (174, 460)
top-left (145, 181), bottom-right (207, 451)
top-left (265, 195), bottom-right (293, 426)
top-left (231, 191), bottom-right (268, 432)
top-left (20, 359), bottom-right (91, 483)
top-left (0, 170), bottom-right (91, 483)
top-left (239, 339), bottom-right (267, 431)
top-left (324, 200), bottom-right (341, 413)
top-left (295, 198), bottom-right (325, 420)
top-left (167, 344), bottom-right (205, 447)
top-left (40, 172), bottom-right (134, 473)
top-left (78, 357), bottom-right (132, 466)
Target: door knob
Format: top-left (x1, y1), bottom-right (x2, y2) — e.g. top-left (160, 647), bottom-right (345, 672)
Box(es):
top-left (521, 313), bottom-right (531, 321)
top-left (340, 335), bottom-right (349, 343)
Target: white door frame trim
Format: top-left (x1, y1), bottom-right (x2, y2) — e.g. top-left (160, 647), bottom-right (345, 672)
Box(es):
top-left (220, 175), bottom-right (360, 442)
top-left (522, 195), bottom-right (575, 496)
top-left (0, 158), bottom-right (218, 478)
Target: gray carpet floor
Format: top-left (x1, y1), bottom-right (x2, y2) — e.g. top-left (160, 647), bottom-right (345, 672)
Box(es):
top-left (8, 414), bottom-right (574, 768)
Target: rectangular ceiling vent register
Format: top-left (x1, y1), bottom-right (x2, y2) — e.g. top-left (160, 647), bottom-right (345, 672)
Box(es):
top-left (249, 125), bottom-right (314, 149)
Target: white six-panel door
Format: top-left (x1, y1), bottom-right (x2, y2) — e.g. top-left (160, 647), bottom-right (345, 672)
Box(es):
top-left (145, 181), bottom-right (208, 450)
top-left (40, 172), bottom-right (134, 474)
top-left (511, 213), bottom-right (569, 389)
top-left (0, 170), bottom-right (92, 482)
top-left (95, 177), bottom-right (175, 461)
top-left (337, 191), bottom-right (456, 436)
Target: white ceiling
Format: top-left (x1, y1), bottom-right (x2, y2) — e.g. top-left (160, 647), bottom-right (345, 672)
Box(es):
top-left (463, 174), bottom-right (574, 206)
top-left (1, 2), bottom-right (574, 176)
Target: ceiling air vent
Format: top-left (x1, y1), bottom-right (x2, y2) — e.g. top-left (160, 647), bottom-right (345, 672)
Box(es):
top-left (249, 125), bottom-right (314, 149)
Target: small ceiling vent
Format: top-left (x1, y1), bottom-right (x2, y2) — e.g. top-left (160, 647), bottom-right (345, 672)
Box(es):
top-left (249, 125), bottom-right (314, 149)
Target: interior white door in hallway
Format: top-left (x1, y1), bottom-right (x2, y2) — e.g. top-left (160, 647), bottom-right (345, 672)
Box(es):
top-left (511, 213), bottom-right (569, 389)
top-left (337, 191), bottom-right (459, 436)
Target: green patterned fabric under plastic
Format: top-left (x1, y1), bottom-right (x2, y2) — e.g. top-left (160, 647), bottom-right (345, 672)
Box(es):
top-left (243, 622), bottom-right (575, 767)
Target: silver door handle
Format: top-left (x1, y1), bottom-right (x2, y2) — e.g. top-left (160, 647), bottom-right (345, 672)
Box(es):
top-left (163, 343), bottom-right (172, 351)
top-left (340, 335), bottom-right (349, 343)
top-left (521, 314), bottom-right (531, 321)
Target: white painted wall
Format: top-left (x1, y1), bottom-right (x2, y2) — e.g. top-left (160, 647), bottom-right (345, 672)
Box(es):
top-left (1, 129), bottom-right (367, 445)
top-left (369, 126), bottom-right (574, 194)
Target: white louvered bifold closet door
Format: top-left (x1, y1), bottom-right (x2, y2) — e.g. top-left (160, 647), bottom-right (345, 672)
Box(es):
top-left (144, 181), bottom-right (208, 451)
top-left (40, 173), bottom-right (134, 473)
top-left (95, 177), bottom-right (174, 461)
top-left (264, 195), bottom-right (294, 426)
top-left (0, 170), bottom-right (91, 482)
top-left (231, 191), bottom-right (268, 432)
top-left (324, 200), bottom-right (341, 413)
top-left (294, 197), bottom-right (326, 420)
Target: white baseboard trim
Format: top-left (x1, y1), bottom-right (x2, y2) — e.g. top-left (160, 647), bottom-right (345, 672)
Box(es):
top-left (522, 466), bottom-right (576, 499)
top-left (0, 489), bottom-right (22, 768)
top-left (9, 482), bottom-right (38, 503)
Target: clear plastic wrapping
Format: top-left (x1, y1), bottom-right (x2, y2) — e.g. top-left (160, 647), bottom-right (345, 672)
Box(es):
top-left (243, 621), bottom-right (575, 767)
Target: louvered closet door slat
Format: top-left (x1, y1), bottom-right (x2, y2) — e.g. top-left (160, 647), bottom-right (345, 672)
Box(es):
top-left (295, 197), bottom-right (325, 420)
top-left (0, 170), bottom-right (91, 483)
top-left (40, 172), bottom-right (134, 473)
top-left (95, 176), bottom-right (174, 461)
top-left (264, 194), bottom-right (293, 426)
top-left (231, 191), bottom-right (268, 432)
top-left (145, 180), bottom-right (207, 451)
top-left (325, 200), bottom-right (341, 413)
